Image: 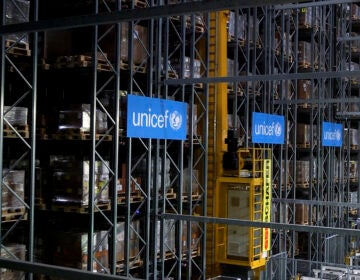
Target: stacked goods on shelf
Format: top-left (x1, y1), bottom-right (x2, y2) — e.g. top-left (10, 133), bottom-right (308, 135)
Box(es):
top-left (117, 163), bottom-right (143, 204)
top-left (294, 159), bottom-right (315, 186)
top-left (181, 221), bottom-right (200, 256)
top-left (116, 220), bottom-right (141, 266)
top-left (298, 6), bottom-right (320, 29)
top-left (2, 170), bottom-right (25, 211)
top-left (182, 168), bottom-right (200, 198)
top-left (173, 56), bottom-right (201, 79)
top-left (227, 11), bottom-right (246, 42)
top-left (4, 106), bottom-right (28, 126)
top-left (120, 24), bottom-right (148, 66)
top-left (57, 104), bottom-right (108, 134)
top-left (187, 104), bottom-right (198, 138)
top-left (5, 0), bottom-right (30, 44)
top-left (297, 80), bottom-right (312, 100)
top-left (51, 230), bottom-right (108, 273)
top-left (274, 31), bottom-right (294, 61)
top-left (344, 159), bottom-right (358, 181)
top-left (295, 204), bottom-right (309, 225)
top-left (298, 41), bottom-right (318, 69)
top-left (343, 62), bottom-right (360, 85)
top-left (50, 156), bottom-right (109, 206)
top-left (296, 123), bottom-right (317, 147)
top-left (3, 106), bottom-right (29, 138)
top-left (1, 243), bottom-right (26, 280)
top-left (156, 219), bottom-right (175, 258)
top-left (344, 128), bottom-right (359, 149)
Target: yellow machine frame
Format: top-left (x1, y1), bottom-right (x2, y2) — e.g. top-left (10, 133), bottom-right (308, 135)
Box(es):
top-left (214, 148), bottom-right (272, 269)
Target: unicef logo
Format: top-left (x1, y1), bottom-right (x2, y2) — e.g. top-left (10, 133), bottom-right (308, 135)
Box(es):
top-left (169, 111), bottom-right (182, 130)
top-left (336, 130), bottom-right (341, 141)
top-left (274, 122), bottom-right (282, 137)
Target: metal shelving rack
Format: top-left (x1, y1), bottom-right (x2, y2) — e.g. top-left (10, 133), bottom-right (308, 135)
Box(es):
top-left (0, 0), bottom-right (209, 279)
top-left (3, 0), bottom-right (360, 279)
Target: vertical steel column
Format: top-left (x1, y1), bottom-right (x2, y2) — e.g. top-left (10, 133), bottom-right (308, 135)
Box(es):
top-left (29, 1), bottom-right (39, 279)
top-left (0, 0), bottom-right (5, 264)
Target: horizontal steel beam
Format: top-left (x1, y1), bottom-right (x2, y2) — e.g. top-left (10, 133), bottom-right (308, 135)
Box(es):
top-left (0, 0), bottom-right (312, 34)
top-left (164, 70), bottom-right (360, 84)
top-left (161, 213), bottom-right (360, 237)
top-left (0, 258), bottom-right (138, 280)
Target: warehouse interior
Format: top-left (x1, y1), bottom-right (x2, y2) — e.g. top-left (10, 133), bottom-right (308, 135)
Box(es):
top-left (1, 0), bottom-right (360, 279)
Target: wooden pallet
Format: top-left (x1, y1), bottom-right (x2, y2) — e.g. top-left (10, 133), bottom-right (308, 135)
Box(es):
top-left (54, 55), bottom-right (112, 72)
top-left (164, 188), bottom-right (177, 199)
top-left (117, 194), bottom-right (144, 205)
top-left (5, 39), bottom-right (31, 57)
top-left (227, 34), bottom-right (246, 46)
top-left (3, 124), bottom-right (29, 138)
top-left (296, 182), bottom-right (310, 189)
top-left (182, 192), bottom-right (202, 202)
top-left (296, 143), bottom-right (311, 149)
top-left (120, 60), bottom-right (146, 73)
top-left (2, 207), bottom-right (27, 222)
top-left (116, 257), bottom-right (143, 273)
top-left (344, 145), bottom-right (359, 151)
top-left (157, 250), bottom-right (176, 261)
top-left (51, 202), bottom-right (111, 213)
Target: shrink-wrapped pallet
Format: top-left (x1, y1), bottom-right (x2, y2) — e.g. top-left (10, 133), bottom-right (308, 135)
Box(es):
top-left (173, 57), bottom-right (201, 79)
top-left (116, 220), bottom-right (140, 262)
top-left (156, 219), bottom-right (176, 257)
top-left (50, 156), bottom-right (109, 205)
top-left (51, 230), bottom-right (108, 273)
top-left (4, 106), bottom-right (28, 126)
top-left (344, 128), bottom-right (359, 147)
top-left (58, 104), bottom-right (107, 133)
top-left (1, 243), bottom-right (26, 280)
top-left (183, 168), bottom-right (200, 195)
top-left (2, 170), bottom-right (25, 209)
top-left (5, 0), bottom-right (30, 44)
top-left (228, 12), bottom-right (246, 42)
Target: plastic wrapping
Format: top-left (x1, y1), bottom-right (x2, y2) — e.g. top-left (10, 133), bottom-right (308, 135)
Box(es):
top-left (50, 156), bottom-right (109, 205)
top-left (51, 230), bottom-right (108, 273)
top-left (58, 104), bottom-right (107, 133)
top-left (116, 220), bottom-right (140, 261)
top-left (173, 57), bottom-right (201, 78)
top-left (4, 106), bottom-right (28, 126)
top-left (1, 243), bottom-right (26, 280)
top-left (156, 220), bottom-right (176, 257)
top-left (228, 12), bottom-right (246, 41)
top-left (5, 0), bottom-right (30, 43)
top-left (2, 169), bottom-right (25, 209)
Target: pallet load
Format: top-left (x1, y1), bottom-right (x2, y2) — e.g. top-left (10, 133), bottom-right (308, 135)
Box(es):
top-left (298, 41), bottom-right (318, 69)
top-left (57, 104), bottom-right (108, 134)
top-left (156, 219), bottom-right (176, 259)
top-left (120, 23), bottom-right (148, 68)
top-left (2, 170), bottom-right (26, 222)
top-left (228, 11), bottom-right (246, 43)
top-left (1, 243), bottom-right (26, 280)
top-left (50, 156), bottom-right (109, 208)
top-left (50, 230), bottom-right (108, 275)
top-left (116, 220), bottom-right (141, 272)
top-left (5, 0), bottom-right (30, 44)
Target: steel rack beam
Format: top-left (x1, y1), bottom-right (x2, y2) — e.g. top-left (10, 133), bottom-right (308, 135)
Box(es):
top-left (0, 258), bottom-right (140, 280)
top-left (0, 0), bottom-right (317, 35)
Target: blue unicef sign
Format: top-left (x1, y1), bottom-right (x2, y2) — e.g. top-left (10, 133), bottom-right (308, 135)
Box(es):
top-left (127, 94), bottom-right (187, 140)
top-left (252, 112), bottom-right (285, 144)
top-left (322, 122), bottom-right (342, 147)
